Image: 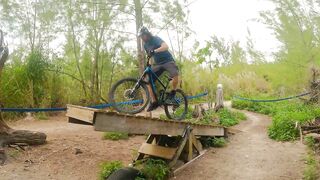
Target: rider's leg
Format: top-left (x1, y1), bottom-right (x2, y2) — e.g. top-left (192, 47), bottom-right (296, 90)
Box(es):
top-left (147, 84), bottom-right (157, 103)
top-left (163, 62), bottom-right (180, 103)
top-left (165, 62), bottom-right (179, 93)
top-left (146, 66), bottom-right (163, 112)
top-left (171, 75), bottom-right (179, 91)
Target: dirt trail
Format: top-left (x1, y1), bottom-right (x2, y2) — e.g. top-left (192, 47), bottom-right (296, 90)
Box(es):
top-left (0, 107), bottom-right (307, 180)
top-left (174, 111), bottom-right (306, 180)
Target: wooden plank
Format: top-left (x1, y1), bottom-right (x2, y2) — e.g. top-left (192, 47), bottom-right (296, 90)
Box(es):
top-left (135, 135), bottom-right (156, 161)
top-left (173, 150), bottom-right (207, 176)
top-left (66, 105), bottom-right (96, 124)
top-left (138, 143), bottom-right (177, 160)
top-left (67, 104), bottom-right (100, 112)
top-left (94, 112), bottom-right (225, 137)
top-left (188, 134), bottom-right (193, 161)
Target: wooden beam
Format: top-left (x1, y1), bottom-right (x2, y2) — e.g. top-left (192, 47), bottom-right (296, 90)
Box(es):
top-left (192, 136), bottom-right (202, 153)
top-left (173, 150), bottom-right (207, 176)
top-left (94, 112), bottom-right (225, 137)
top-left (188, 134), bottom-right (193, 161)
top-left (169, 127), bottom-right (190, 168)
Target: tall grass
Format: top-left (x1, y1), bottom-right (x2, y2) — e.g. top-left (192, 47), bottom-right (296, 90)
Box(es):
top-left (232, 99), bottom-right (320, 141)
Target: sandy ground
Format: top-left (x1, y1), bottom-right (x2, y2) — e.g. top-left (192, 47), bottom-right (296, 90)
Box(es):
top-left (173, 111), bottom-right (307, 180)
top-left (0, 105), bottom-right (308, 180)
top-left (0, 115), bottom-right (145, 180)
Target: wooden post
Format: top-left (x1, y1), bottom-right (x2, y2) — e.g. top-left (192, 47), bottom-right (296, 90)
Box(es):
top-left (214, 84), bottom-right (224, 112)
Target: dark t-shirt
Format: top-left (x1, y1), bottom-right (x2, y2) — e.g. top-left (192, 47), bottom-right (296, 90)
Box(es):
top-left (144, 36), bottom-right (174, 64)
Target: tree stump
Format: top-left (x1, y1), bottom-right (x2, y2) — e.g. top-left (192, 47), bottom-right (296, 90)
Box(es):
top-left (192, 104), bottom-right (205, 119)
top-left (214, 84), bottom-right (224, 112)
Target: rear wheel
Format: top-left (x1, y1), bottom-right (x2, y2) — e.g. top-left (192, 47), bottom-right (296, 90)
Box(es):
top-left (164, 89), bottom-right (188, 120)
top-left (109, 78), bottom-right (150, 114)
top-left (106, 167), bottom-right (140, 180)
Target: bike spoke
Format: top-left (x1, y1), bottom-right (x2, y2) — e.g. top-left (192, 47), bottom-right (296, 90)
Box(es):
top-left (111, 79), bottom-right (148, 114)
top-left (165, 90), bottom-right (187, 120)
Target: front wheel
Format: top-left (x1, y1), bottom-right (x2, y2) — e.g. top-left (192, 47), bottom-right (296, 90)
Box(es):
top-left (109, 78), bottom-right (150, 114)
top-left (164, 89), bottom-right (188, 120)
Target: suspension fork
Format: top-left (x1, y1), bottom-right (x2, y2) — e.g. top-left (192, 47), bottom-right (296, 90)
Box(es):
top-left (130, 70), bottom-right (148, 96)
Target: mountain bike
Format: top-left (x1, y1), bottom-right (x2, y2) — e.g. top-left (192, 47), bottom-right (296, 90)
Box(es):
top-left (109, 56), bottom-right (188, 120)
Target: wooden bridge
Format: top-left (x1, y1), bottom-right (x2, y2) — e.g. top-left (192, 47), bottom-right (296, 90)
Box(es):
top-left (66, 104), bottom-right (226, 176)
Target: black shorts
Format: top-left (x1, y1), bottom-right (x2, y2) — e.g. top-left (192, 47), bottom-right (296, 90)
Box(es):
top-left (151, 61), bottom-right (179, 79)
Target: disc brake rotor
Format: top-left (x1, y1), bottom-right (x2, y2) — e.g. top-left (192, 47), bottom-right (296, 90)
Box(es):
top-left (123, 89), bottom-right (134, 100)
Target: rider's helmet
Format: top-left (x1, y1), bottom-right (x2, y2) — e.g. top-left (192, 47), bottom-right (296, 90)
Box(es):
top-left (138, 26), bottom-right (151, 37)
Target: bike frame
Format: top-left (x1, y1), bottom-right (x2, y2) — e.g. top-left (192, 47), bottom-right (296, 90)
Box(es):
top-left (135, 57), bottom-right (171, 104)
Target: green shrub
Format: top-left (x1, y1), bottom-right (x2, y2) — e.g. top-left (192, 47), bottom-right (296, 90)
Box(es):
top-left (232, 99), bottom-right (320, 141)
top-left (218, 109), bottom-right (240, 127)
top-left (200, 110), bottom-right (219, 125)
top-left (200, 137), bottom-right (227, 148)
top-left (103, 132), bottom-right (129, 141)
top-left (183, 108), bottom-right (246, 127)
top-left (303, 134), bottom-right (320, 180)
top-left (99, 161), bottom-right (123, 180)
top-left (305, 136), bottom-right (316, 149)
top-left (304, 154), bottom-right (319, 180)
top-left (268, 112), bottom-right (299, 141)
top-left (35, 112), bottom-right (48, 120)
top-left (267, 106), bottom-right (318, 141)
top-left (135, 158), bottom-right (169, 180)
top-left (232, 99), bottom-right (277, 115)
top-left (233, 111), bottom-right (247, 121)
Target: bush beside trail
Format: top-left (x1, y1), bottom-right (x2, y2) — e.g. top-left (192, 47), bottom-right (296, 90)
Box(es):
top-left (232, 99), bottom-right (320, 141)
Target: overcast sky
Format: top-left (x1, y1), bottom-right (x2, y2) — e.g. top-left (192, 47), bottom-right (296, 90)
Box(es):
top-left (3, 0), bottom-right (281, 59)
top-left (185, 0), bottom-right (280, 57)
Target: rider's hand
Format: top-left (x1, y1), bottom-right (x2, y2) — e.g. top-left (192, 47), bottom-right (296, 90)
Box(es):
top-left (147, 49), bottom-right (156, 57)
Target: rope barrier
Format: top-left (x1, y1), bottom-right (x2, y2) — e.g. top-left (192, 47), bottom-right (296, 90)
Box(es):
top-left (0, 92), bottom-right (208, 113)
top-left (233, 92), bottom-right (311, 103)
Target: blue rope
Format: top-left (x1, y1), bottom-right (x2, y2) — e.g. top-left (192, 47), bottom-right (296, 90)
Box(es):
top-left (187, 92), bottom-right (208, 99)
top-left (0, 107), bottom-right (67, 113)
top-left (233, 92), bottom-right (311, 103)
top-left (0, 92), bottom-right (208, 113)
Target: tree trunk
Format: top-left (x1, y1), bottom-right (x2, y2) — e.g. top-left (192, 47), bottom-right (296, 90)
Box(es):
top-left (310, 68), bottom-right (319, 104)
top-left (0, 30), bottom-right (46, 165)
top-left (134, 0), bottom-right (145, 74)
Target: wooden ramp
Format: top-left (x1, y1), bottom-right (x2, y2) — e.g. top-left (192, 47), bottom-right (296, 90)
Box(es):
top-left (66, 104), bottom-right (226, 175)
top-left (67, 104), bottom-right (225, 137)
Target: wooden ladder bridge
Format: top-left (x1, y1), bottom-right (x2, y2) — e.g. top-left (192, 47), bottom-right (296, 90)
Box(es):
top-left (66, 104), bottom-right (226, 176)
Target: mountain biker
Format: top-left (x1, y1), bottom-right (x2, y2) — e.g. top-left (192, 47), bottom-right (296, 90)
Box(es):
top-left (138, 26), bottom-right (179, 112)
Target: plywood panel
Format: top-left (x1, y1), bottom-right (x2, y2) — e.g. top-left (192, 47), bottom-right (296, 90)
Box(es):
top-left (139, 143), bottom-right (177, 160)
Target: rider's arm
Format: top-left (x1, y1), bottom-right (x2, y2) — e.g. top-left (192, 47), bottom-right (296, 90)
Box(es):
top-left (154, 42), bottom-right (169, 53)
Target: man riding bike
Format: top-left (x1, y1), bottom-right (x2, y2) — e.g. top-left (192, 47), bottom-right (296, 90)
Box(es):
top-left (139, 26), bottom-right (180, 112)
